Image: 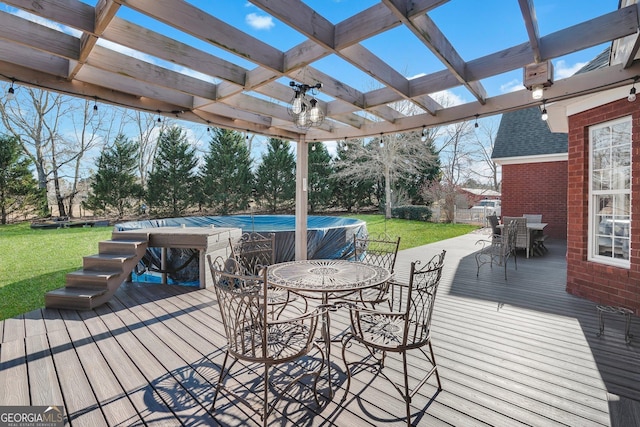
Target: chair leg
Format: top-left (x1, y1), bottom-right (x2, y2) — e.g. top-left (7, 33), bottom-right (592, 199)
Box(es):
top-left (402, 351), bottom-right (411, 427)
top-left (340, 333), bottom-right (355, 401)
top-left (211, 351), bottom-right (231, 412)
top-left (262, 365), bottom-right (269, 427)
top-left (428, 340), bottom-right (442, 390)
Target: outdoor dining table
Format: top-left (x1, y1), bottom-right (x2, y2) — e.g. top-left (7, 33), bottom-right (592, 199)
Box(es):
top-left (267, 259), bottom-right (391, 397)
top-left (498, 222), bottom-right (548, 256)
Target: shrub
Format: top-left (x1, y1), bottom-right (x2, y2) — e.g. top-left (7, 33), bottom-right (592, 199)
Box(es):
top-left (391, 205), bottom-right (431, 221)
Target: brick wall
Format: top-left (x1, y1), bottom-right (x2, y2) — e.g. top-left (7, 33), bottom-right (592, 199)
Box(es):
top-left (566, 97), bottom-right (640, 314)
top-left (501, 161), bottom-right (567, 240)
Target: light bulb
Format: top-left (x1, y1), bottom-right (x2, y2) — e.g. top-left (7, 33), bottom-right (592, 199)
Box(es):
top-left (292, 93), bottom-right (303, 114)
top-left (531, 85), bottom-right (544, 100)
top-left (309, 98), bottom-right (321, 123)
top-left (7, 86), bottom-right (15, 101)
top-left (541, 108), bottom-right (548, 121)
top-left (296, 107), bottom-right (308, 128)
top-left (628, 87), bottom-right (636, 102)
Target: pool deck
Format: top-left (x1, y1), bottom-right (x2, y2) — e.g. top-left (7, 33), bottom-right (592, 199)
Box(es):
top-left (1, 231), bottom-right (640, 426)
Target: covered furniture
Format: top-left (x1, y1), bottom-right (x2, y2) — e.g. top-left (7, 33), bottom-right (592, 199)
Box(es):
top-left (340, 250), bottom-right (446, 426)
top-left (476, 220), bottom-right (518, 280)
top-left (207, 255), bottom-right (325, 426)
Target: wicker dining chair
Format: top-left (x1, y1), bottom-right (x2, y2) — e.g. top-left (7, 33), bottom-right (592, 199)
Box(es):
top-left (230, 231), bottom-right (305, 317)
top-left (207, 255), bottom-right (326, 427)
top-left (341, 250), bottom-right (446, 427)
top-left (342, 234), bottom-right (400, 307)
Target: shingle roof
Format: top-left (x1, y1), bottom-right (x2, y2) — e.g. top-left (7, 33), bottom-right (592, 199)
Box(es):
top-left (492, 107), bottom-right (568, 159)
top-left (492, 47), bottom-right (611, 160)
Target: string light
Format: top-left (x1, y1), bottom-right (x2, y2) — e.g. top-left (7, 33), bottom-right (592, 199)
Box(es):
top-left (421, 125), bottom-right (427, 142)
top-left (541, 100), bottom-right (548, 121)
top-left (7, 79), bottom-right (15, 100)
top-left (628, 76), bottom-right (638, 102)
top-left (92, 97), bottom-right (98, 115)
top-left (474, 114), bottom-right (479, 128)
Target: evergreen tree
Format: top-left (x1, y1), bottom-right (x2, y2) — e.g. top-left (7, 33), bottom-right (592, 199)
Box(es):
top-left (201, 128), bottom-right (253, 215)
top-left (307, 142), bottom-right (334, 213)
top-left (254, 138), bottom-right (296, 213)
top-left (332, 139), bottom-right (374, 212)
top-left (146, 126), bottom-right (199, 217)
top-left (0, 134), bottom-right (41, 224)
top-left (84, 133), bottom-right (143, 218)
top-left (395, 131), bottom-right (441, 204)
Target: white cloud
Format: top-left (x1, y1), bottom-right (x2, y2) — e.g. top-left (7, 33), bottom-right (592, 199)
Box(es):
top-left (500, 78), bottom-right (524, 94)
top-left (554, 59), bottom-right (587, 79)
top-left (431, 89), bottom-right (466, 107)
top-left (246, 13), bottom-right (274, 30)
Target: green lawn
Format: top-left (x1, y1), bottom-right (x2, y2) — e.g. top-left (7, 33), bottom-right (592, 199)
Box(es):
top-left (0, 216), bottom-right (477, 321)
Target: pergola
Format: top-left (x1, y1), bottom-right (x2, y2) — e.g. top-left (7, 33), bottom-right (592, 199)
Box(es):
top-left (1, 0), bottom-right (640, 258)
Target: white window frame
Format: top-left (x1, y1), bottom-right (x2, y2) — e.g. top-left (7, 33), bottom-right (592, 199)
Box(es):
top-left (588, 116), bottom-right (632, 268)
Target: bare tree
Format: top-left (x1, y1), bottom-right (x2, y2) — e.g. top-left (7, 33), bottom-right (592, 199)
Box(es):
top-left (335, 130), bottom-right (436, 219)
top-left (128, 110), bottom-right (162, 188)
top-left (467, 116), bottom-right (501, 191)
top-left (63, 99), bottom-right (115, 217)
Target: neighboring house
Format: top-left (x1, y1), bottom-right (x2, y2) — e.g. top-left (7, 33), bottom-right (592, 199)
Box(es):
top-left (459, 187), bottom-right (501, 206)
top-left (492, 107), bottom-right (568, 240)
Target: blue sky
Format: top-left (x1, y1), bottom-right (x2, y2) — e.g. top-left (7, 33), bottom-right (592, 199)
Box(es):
top-left (12, 0), bottom-right (618, 107)
top-left (57, 0), bottom-right (618, 106)
top-left (3, 0), bottom-right (621, 169)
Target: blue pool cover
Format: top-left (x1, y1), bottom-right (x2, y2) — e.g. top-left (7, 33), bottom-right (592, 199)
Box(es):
top-left (115, 215), bottom-right (367, 285)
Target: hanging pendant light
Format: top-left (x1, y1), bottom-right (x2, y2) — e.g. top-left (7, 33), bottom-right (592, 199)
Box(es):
top-left (288, 81), bottom-right (324, 129)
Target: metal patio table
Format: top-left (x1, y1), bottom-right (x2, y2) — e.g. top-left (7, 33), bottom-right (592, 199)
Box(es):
top-left (267, 259), bottom-right (391, 397)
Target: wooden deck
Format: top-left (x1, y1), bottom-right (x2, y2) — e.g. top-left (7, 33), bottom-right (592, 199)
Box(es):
top-left (2, 231), bottom-right (640, 426)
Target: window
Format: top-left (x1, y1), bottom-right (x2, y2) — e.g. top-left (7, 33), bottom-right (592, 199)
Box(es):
top-left (588, 117), bottom-right (631, 267)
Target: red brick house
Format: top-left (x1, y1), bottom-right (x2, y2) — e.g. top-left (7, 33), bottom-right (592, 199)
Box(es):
top-left (492, 107), bottom-right (568, 240)
top-left (495, 46), bottom-right (640, 314)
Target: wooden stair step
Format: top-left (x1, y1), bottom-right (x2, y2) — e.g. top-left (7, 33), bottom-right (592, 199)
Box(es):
top-left (83, 253), bottom-right (138, 270)
top-left (44, 287), bottom-right (108, 311)
top-left (98, 239), bottom-right (147, 255)
top-left (66, 270), bottom-right (123, 289)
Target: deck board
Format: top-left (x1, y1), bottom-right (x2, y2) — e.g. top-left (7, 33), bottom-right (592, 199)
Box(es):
top-left (1, 231), bottom-right (640, 426)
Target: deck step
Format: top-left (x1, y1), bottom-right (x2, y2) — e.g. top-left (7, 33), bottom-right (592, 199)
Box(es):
top-left (44, 287), bottom-right (108, 311)
top-left (46, 234), bottom-right (149, 310)
top-left (82, 253), bottom-right (138, 270)
top-left (65, 270), bottom-right (123, 289)
top-left (98, 239), bottom-right (147, 255)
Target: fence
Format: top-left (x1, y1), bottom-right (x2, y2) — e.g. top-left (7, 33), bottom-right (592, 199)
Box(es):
top-left (453, 207), bottom-right (492, 226)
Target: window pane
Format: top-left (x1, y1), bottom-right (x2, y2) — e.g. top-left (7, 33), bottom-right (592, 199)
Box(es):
top-left (589, 118), bottom-right (631, 266)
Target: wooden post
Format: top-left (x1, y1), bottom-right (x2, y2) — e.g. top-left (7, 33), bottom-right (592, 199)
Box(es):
top-left (295, 136), bottom-right (308, 260)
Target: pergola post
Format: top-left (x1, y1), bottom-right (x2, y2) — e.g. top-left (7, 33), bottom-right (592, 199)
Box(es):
top-left (295, 136), bottom-right (308, 260)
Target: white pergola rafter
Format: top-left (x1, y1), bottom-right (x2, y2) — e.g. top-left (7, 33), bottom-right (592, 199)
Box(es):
top-left (2, 0), bottom-right (640, 259)
top-left (1, 0), bottom-right (639, 141)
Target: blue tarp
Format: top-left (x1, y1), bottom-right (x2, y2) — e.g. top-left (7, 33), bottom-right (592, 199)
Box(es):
top-left (115, 215), bottom-right (367, 285)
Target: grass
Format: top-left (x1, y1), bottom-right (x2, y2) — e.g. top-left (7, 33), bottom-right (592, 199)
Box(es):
top-left (343, 214), bottom-right (478, 250)
top-left (0, 222), bottom-right (113, 320)
top-left (0, 216), bottom-right (477, 321)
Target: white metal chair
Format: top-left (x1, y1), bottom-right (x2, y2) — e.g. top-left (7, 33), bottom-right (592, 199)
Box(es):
top-left (207, 255), bottom-right (325, 426)
top-left (341, 250), bottom-right (446, 427)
